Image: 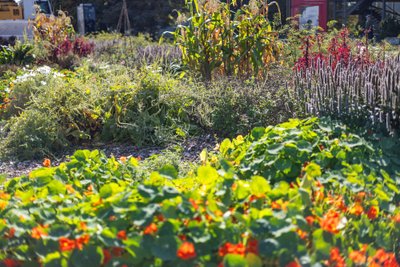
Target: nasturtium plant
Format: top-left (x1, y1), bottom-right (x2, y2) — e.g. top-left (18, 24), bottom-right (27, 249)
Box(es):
top-left (0, 118), bottom-right (399, 266)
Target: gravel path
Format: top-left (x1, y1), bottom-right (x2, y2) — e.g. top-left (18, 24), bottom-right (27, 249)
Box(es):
top-left (0, 135), bottom-right (218, 178)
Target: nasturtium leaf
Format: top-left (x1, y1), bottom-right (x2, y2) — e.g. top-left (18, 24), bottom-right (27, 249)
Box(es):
top-left (259, 238), bottom-right (279, 257)
top-left (250, 176), bottom-right (270, 197)
top-left (251, 127), bottom-right (265, 141)
top-left (159, 165), bottom-right (178, 179)
top-left (47, 180), bottom-right (65, 195)
top-left (245, 253), bottom-right (262, 267)
top-left (305, 163), bottom-right (322, 178)
top-left (70, 246), bottom-right (102, 267)
top-left (223, 254), bottom-right (248, 267)
top-left (198, 166), bottom-right (219, 185)
top-left (151, 236), bottom-right (177, 261)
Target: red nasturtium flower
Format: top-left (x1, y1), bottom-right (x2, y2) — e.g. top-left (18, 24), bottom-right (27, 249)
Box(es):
top-left (143, 223), bottom-right (158, 235)
top-left (246, 239), bottom-right (259, 255)
top-left (2, 258), bottom-right (20, 267)
top-left (305, 216), bottom-right (315, 226)
top-left (59, 237), bottom-right (76, 252)
top-left (286, 261), bottom-right (301, 267)
top-left (31, 225), bottom-right (48, 239)
top-left (111, 247), bottom-right (125, 257)
top-left (75, 234), bottom-right (90, 250)
top-left (320, 210), bottom-right (341, 234)
top-left (42, 158), bottom-right (51, 167)
top-left (367, 206), bottom-right (378, 220)
top-left (177, 242), bottom-right (197, 260)
top-left (219, 242), bottom-right (246, 257)
top-left (5, 227), bottom-right (15, 239)
top-left (117, 230), bottom-right (127, 240)
top-left (102, 249), bottom-right (112, 265)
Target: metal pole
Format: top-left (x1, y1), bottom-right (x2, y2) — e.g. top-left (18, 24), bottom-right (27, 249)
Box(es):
top-left (382, 0), bottom-right (386, 20)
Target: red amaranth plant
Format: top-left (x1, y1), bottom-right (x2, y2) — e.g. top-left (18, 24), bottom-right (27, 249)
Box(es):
top-left (295, 28), bottom-right (372, 71)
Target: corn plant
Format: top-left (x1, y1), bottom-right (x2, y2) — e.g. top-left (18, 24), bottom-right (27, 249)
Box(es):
top-left (171, 0), bottom-right (283, 80)
top-left (295, 55), bottom-right (400, 133)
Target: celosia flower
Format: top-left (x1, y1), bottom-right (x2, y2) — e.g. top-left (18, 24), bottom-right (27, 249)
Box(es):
top-left (59, 237), bottom-right (76, 252)
top-left (143, 223), bottom-right (158, 235)
top-left (177, 242), bottom-right (197, 260)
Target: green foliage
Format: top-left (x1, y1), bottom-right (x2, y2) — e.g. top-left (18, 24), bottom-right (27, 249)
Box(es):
top-left (0, 42), bottom-right (35, 66)
top-left (172, 0), bottom-right (283, 80)
top-left (0, 118), bottom-right (399, 266)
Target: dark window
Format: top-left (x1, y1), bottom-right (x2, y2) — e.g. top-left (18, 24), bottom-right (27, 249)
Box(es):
top-left (34, 1), bottom-right (51, 14)
top-left (13, 9), bottom-right (20, 16)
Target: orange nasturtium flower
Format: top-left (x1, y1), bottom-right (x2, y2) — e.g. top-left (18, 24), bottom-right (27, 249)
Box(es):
top-left (117, 230), bottom-right (127, 240)
top-left (177, 242), bottom-right (197, 260)
top-left (393, 214), bottom-right (400, 224)
top-left (320, 210), bottom-right (341, 234)
top-left (305, 215), bottom-right (315, 226)
top-left (31, 225), bottom-right (48, 239)
top-left (349, 203), bottom-right (364, 216)
top-left (143, 223), bottom-right (158, 235)
top-left (368, 249), bottom-right (399, 267)
top-left (326, 247), bottom-right (346, 267)
top-left (218, 242), bottom-right (246, 257)
top-left (75, 234), bottom-right (90, 250)
top-left (42, 158), bottom-right (51, 167)
top-left (119, 156), bottom-right (127, 163)
top-left (349, 250), bottom-right (367, 265)
top-left (59, 237), bottom-right (76, 252)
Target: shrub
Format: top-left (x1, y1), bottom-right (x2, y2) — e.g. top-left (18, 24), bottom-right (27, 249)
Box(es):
top-left (0, 118), bottom-right (399, 266)
top-left (172, 0), bottom-right (283, 80)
